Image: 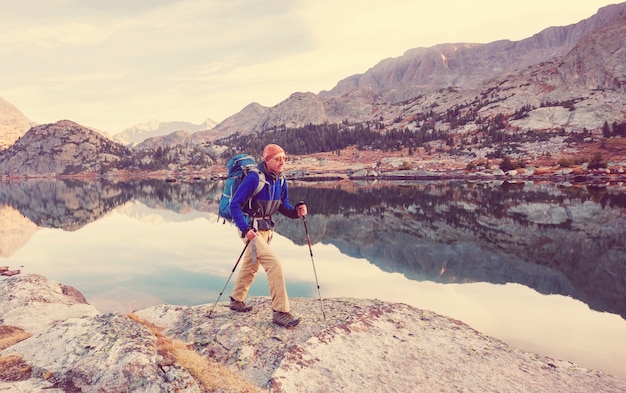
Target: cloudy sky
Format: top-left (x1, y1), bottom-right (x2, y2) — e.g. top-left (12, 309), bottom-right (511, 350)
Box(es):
top-left (0, 0), bottom-right (617, 135)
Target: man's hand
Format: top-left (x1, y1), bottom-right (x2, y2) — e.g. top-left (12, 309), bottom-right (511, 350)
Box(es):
top-left (296, 201), bottom-right (308, 217)
top-left (243, 228), bottom-right (258, 240)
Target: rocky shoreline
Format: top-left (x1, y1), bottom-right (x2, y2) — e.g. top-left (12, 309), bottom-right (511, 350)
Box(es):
top-left (3, 166), bottom-right (625, 187)
top-left (2, 144), bottom-right (626, 186)
top-left (1, 274), bottom-right (625, 392)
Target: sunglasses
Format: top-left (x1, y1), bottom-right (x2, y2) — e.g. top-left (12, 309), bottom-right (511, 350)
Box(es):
top-left (272, 155), bottom-right (288, 163)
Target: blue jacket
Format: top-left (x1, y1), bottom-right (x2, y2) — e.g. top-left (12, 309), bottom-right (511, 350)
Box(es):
top-left (229, 162), bottom-right (298, 233)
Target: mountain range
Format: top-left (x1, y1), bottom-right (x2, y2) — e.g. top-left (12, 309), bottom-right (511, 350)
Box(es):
top-left (0, 3), bottom-right (625, 176)
top-left (188, 2), bottom-right (625, 143)
top-left (111, 119), bottom-right (217, 146)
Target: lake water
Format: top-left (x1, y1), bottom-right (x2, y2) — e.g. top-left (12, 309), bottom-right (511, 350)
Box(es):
top-left (1, 178), bottom-right (625, 379)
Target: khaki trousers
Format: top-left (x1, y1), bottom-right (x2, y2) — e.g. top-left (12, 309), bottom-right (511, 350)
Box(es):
top-left (231, 229), bottom-right (290, 312)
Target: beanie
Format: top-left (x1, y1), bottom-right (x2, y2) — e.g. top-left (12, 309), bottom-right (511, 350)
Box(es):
top-left (262, 144), bottom-right (285, 162)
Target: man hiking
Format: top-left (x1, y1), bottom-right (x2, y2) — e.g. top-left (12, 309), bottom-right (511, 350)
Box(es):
top-left (229, 144), bottom-right (307, 327)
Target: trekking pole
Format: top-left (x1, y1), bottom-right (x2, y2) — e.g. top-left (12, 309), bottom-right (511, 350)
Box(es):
top-left (208, 240), bottom-right (250, 318)
top-left (302, 213), bottom-right (326, 320)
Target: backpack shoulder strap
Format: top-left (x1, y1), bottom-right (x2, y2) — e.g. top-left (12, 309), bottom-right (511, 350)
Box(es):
top-left (249, 168), bottom-right (266, 198)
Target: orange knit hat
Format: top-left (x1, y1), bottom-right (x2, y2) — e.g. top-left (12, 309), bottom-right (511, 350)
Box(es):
top-left (262, 144), bottom-right (285, 162)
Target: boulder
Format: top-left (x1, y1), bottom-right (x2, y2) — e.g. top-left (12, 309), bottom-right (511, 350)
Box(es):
top-left (0, 274), bottom-right (98, 334)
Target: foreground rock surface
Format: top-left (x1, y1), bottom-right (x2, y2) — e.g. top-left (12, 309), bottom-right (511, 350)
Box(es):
top-left (1, 274), bottom-right (625, 392)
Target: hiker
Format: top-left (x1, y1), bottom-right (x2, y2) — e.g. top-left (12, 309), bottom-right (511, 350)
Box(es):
top-left (229, 143), bottom-right (307, 327)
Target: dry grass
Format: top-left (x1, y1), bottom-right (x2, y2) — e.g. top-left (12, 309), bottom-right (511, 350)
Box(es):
top-left (0, 325), bottom-right (34, 382)
top-left (0, 355), bottom-right (32, 382)
top-left (0, 354), bottom-right (32, 382)
top-left (127, 313), bottom-right (264, 393)
top-left (0, 326), bottom-right (32, 351)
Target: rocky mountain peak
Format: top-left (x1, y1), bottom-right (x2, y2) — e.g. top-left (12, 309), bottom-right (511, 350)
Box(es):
top-left (190, 102), bottom-right (268, 144)
top-left (0, 97), bottom-right (34, 150)
top-left (134, 130), bottom-right (192, 150)
top-left (0, 120), bottom-right (130, 177)
top-left (323, 2), bottom-right (626, 102)
top-left (557, 11), bottom-right (626, 92)
top-left (112, 118), bottom-right (217, 146)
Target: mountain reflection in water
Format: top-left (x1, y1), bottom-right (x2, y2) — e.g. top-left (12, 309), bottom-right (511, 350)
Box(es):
top-left (1, 178), bottom-right (625, 378)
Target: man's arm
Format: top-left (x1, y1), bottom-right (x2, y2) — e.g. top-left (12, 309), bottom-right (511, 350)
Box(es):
top-left (278, 183), bottom-right (307, 218)
top-left (229, 172), bottom-right (260, 233)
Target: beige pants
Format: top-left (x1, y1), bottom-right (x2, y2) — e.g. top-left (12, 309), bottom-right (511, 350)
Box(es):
top-left (231, 229), bottom-right (290, 312)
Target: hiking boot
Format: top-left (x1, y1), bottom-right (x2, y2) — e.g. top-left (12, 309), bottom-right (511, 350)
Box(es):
top-left (273, 311), bottom-right (301, 327)
top-left (229, 297), bottom-right (252, 312)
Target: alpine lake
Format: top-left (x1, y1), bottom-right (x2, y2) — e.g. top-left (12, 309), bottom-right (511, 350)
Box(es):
top-left (1, 178), bottom-right (625, 379)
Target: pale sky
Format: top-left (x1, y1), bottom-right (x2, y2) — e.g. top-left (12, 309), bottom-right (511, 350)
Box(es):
top-left (0, 0), bottom-right (618, 135)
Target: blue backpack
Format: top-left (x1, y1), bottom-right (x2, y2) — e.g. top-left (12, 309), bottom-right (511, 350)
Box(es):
top-left (218, 154), bottom-right (266, 221)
